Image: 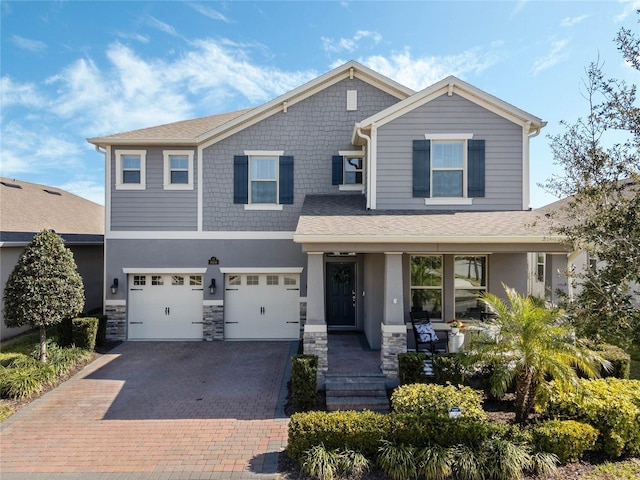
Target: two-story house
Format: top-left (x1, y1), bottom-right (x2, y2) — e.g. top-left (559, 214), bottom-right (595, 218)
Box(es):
top-left (88, 61), bottom-right (565, 380)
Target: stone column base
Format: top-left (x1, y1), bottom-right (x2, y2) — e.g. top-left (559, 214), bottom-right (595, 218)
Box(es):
top-left (303, 324), bottom-right (328, 388)
top-left (105, 303), bottom-right (126, 341)
top-left (203, 304), bottom-right (224, 341)
top-left (381, 323), bottom-right (407, 381)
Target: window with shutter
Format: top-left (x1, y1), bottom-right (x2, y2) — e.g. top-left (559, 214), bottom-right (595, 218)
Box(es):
top-left (234, 151), bottom-right (293, 209)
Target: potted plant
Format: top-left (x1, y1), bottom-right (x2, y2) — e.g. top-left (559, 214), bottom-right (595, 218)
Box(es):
top-left (448, 320), bottom-right (465, 334)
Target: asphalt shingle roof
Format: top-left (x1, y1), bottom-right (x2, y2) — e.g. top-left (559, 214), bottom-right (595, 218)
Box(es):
top-left (0, 177), bottom-right (104, 243)
top-left (294, 195), bottom-right (559, 243)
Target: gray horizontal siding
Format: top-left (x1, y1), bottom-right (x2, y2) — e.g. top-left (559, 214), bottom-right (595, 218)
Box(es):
top-left (106, 238), bottom-right (308, 299)
top-left (202, 78), bottom-right (400, 231)
top-left (111, 146), bottom-right (197, 231)
top-left (376, 94), bottom-right (523, 211)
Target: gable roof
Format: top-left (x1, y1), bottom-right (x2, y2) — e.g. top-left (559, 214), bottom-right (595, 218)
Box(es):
top-left (88, 60), bottom-right (415, 147)
top-left (0, 178), bottom-right (104, 245)
top-left (352, 75), bottom-right (545, 144)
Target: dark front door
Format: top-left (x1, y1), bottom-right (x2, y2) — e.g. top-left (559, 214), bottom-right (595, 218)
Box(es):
top-left (326, 262), bottom-right (356, 328)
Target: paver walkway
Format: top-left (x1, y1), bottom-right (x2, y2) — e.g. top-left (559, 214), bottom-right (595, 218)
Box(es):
top-left (0, 341), bottom-right (297, 480)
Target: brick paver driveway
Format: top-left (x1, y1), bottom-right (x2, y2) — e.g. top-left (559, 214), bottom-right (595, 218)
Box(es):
top-left (0, 341), bottom-right (297, 480)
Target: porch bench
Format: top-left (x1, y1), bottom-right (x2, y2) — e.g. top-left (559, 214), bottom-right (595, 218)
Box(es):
top-left (410, 311), bottom-right (449, 355)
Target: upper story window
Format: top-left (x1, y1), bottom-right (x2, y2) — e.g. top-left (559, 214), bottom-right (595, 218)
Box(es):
top-left (332, 151), bottom-right (365, 191)
top-left (115, 150), bottom-right (146, 190)
top-left (233, 151), bottom-right (294, 210)
top-left (413, 135), bottom-right (484, 206)
top-left (163, 150), bottom-right (194, 190)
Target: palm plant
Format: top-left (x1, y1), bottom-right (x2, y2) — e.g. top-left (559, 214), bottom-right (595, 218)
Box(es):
top-left (468, 284), bottom-right (609, 423)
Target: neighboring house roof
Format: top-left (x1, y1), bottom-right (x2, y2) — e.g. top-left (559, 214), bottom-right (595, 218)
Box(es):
top-left (353, 75), bottom-right (545, 145)
top-left (0, 178), bottom-right (104, 245)
top-left (294, 195), bottom-right (563, 245)
top-left (87, 60), bottom-right (415, 147)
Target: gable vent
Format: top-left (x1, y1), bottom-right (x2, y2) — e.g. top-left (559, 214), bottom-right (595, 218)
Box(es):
top-left (1, 181), bottom-right (22, 189)
top-left (347, 90), bottom-right (357, 111)
top-left (43, 189), bottom-right (62, 196)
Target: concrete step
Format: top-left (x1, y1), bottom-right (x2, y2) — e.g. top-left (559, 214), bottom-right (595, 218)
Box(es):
top-left (326, 395), bottom-right (390, 412)
top-left (325, 374), bottom-right (390, 412)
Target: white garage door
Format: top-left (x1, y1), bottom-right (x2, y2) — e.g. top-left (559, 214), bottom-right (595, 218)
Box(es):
top-left (127, 274), bottom-right (204, 340)
top-left (224, 273), bottom-right (300, 340)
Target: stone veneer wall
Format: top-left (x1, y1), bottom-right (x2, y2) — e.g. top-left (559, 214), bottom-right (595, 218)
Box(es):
top-left (105, 304), bottom-right (127, 341)
top-left (303, 325), bottom-right (328, 387)
top-left (381, 324), bottom-right (407, 379)
top-left (299, 301), bottom-right (307, 338)
top-left (203, 304), bottom-right (224, 341)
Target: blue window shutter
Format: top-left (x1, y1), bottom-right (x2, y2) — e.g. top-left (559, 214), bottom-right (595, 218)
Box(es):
top-left (413, 140), bottom-right (430, 197)
top-left (279, 156), bottom-right (294, 204)
top-left (467, 139), bottom-right (485, 198)
top-left (332, 156), bottom-right (343, 185)
top-left (233, 155), bottom-right (248, 204)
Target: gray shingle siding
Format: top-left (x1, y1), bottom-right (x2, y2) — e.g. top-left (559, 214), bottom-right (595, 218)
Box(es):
top-left (202, 78), bottom-right (400, 231)
top-left (376, 94), bottom-right (524, 210)
top-left (110, 146), bottom-right (198, 231)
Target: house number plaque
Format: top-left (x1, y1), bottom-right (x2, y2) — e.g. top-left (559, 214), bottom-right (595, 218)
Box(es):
top-left (208, 257), bottom-right (219, 265)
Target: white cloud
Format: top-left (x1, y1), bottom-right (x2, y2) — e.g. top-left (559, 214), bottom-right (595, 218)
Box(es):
top-left (532, 39), bottom-right (570, 75)
top-left (146, 15), bottom-right (182, 38)
top-left (11, 34), bottom-right (47, 53)
top-left (560, 14), bottom-right (589, 28)
top-left (322, 30), bottom-right (382, 53)
top-left (347, 47), bottom-right (502, 91)
top-left (116, 31), bottom-right (150, 43)
top-left (58, 179), bottom-right (105, 205)
top-left (189, 3), bottom-right (231, 23)
top-left (0, 76), bottom-right (45, 109)
top-left (616, 0), bottom-right (640, 21)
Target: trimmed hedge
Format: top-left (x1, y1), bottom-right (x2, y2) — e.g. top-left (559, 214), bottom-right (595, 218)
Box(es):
top-left (432, 353), bottom-right (470, 385)
top-left (541, 378), bottom-right (640, 457)
top-left (95, 314), bottom-right (108, 348)
top-left (397, 352), bottom-right (428, 384)
top-left (391, 383), bottom-right (486, 421)
top-left (531, 419), bottom-right (598, 463)
top-left (57, 317), bottom-right (74, 347)
top-left (291, 354), bottom-right (317, 411)
top-left (594, 343), bottom-right (631, 379)
top-left (71, 317), bottom-right (99, 351)
top-left (288, 410), bottom-right (532, 465)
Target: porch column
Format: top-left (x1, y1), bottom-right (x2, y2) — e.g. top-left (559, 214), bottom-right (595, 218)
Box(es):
top-left (303, 252), bottom-right (328, 384)
top-left (381, 252), bottom-right (407, 381)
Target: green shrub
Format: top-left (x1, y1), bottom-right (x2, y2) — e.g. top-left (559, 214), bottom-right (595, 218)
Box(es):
top-left (398, 352), bottom-right (428, 384)
top-left (432, 353), bottom-right (470, 385)
top-left (57, 317), bottom-right (74, 347)
top-left (95, 314), bottom-right (108, 348)
top-left (540, 378), bottom-right (640, 457)
top-left (291, 354), bottom-right (317, 411)
top-left (594, 342), bottom-right (631, 379)
top-left (0, 365), bottom-right (52, 398)
top-left (71, 317), bottom-right (99, 351)
top-left (416, 444), bottom-right (453, 480)
top-left (531, 419), bottom-right (598, 463)
top-left (377, 441), bottom-right (417, 480)
top-left (300, 444), bottom-right (370, 480)
top-left (287, 410), bottom-right (388, 462)
top-left (391, 383), bottom-right (487, 421)
top-left (0, 352), bottom-right (24, 367)
top-left (480, 437), bottom-right (532, 480)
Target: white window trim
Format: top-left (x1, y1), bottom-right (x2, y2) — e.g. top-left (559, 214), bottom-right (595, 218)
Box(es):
top-left (219, 267), bottom-right (303, 274)
top-left (163, 150), bottom-right (194, 190)
top-left (338, 150), bottom-right (365, 191)
top-left (424, 135), bottom-right (474, 201)
top-left (115, 150), bottom-right (146, 190)
top-left (244, 150), bottom-right (284, 208)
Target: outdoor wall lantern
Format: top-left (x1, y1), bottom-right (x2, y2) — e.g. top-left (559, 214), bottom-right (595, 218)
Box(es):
top-left (209, 278), bottom-right (216, 295)
top-left (110, 278), bottom-right (118, 295)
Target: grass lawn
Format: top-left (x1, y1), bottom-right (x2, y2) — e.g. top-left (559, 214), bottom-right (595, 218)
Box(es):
top-left (0, 328), bottom-right (96, 422)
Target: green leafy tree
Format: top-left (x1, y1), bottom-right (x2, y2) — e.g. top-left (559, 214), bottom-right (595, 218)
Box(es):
top-left (468, 285), bottom-right (607, 423)
top-left (544, 18), bottom-right (640, 346)
top-left (3, 229), bottom-right (85, 362)
top-left (543, 19), bottom-right (640, 346)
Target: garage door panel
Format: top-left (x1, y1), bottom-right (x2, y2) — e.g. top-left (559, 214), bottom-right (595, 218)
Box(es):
top-left (128, 274), bottom-right (203, 340)
top-left (224, 273), bottom-right (300, 340)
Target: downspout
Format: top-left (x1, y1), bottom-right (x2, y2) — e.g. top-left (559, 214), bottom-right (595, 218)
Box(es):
top-left (355, 126), bottom-right (372, 209)
top-left (94, 144), bottom-right (108, 313)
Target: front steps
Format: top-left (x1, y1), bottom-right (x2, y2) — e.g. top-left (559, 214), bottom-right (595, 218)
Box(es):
top-left (325, 374), bottom-right (390, 412)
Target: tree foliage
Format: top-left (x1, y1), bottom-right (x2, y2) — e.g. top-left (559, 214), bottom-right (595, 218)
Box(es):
top-left (3, 229), bottom-right (85, 362)
top-left (543, 18), bottom-right (640, 346)
top-left (468, 285), bottom-right (607, 424)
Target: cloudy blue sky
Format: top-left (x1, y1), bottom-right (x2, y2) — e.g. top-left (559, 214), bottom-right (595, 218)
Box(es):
top-left (1, 1), bottom-right (639, 206)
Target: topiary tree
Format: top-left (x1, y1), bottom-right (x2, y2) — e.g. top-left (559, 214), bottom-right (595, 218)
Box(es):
top-left (3, 229), bottom-right (85, 362)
